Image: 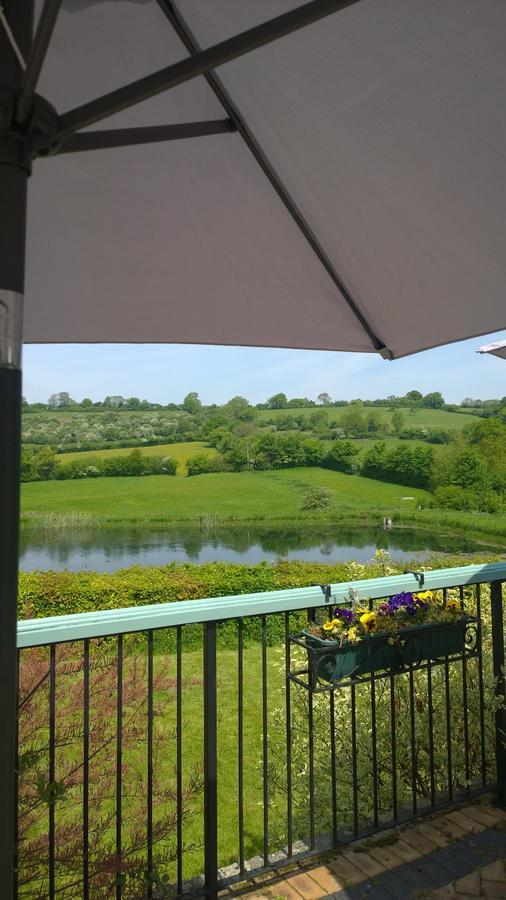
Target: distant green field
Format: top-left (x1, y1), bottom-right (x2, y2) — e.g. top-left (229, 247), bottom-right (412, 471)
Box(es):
top-left (56, 441), bottom-right (219, 474)
top-left (257, 406), bottom-right (478, 429)
top-left (21, 468), bottom-right (429, 524)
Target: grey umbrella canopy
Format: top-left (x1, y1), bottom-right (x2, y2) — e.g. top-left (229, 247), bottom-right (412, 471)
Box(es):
top-left (2, 0), bottom-right (506, 892)
top-left (22, 0), bottom-right (506, 358)
top-left (477, 341), bottom-right (506, 361)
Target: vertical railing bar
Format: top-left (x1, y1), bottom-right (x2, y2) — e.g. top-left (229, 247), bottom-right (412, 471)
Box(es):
top-left (14, 649), bottom-right (20, 900)
top-left (308, 681), bottom-right (315, 850)
top-left (351, 683), bottom-right (358, 836)
top-left (176, 626), bottom-right (183, 895)
top-left (204, 622), bottom-right (218, 900)
top-left (409, 666), bottom-right (417, 815)
top-left (83, 639), bottom-right (90, 900)
top-left (443, 589), bottom-right (453, 803)
top-left (390, 674), bottom-right (397, 822)
top-left (307, 608), bottom-right (316, 850)
top-left (371, 675), bottom-right (378, 829)
top-left (460, 587), bottom-right (470, 790)
top-left (49, 643), bottom-right (56, 899)
top-left (328, 604), bottom-right (338, 842)
top-left (147, 631), bottom-right (154, 898)
top-left (262, 616), bottom-right (269, 865)
top-left (444, 656), bottom-right (453, 803)
top-left (490, 582), bottom-right (506, 808)
top-left (476, 584), bottom-right (487, 786)
top-left (116, 634), bottom-right (123, 900)
top-left (284, 612), bottom-right (293, 858)
top-left (237, 619), bottom-right (245, 874)
top-left (427, 665), bottom-right (435, 808)
top-left (330, 691), bottom-right (338, 843)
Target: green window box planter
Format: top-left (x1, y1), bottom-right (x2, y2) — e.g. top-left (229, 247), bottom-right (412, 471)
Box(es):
top-left (301, 615), bottom-right (478, 686)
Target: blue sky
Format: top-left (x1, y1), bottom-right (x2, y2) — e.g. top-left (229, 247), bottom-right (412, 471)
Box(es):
top-left (23, 330), bottom-right (506, 405)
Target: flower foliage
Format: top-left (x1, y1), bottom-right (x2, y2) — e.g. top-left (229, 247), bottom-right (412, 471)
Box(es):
top-left (310, 590), bottom-right (463, 645)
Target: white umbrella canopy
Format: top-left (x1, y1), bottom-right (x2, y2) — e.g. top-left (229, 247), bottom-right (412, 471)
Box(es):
top-left (478, 340), bottom-right (506, 361)
top-left (24, 0), bottom-right (506, 357)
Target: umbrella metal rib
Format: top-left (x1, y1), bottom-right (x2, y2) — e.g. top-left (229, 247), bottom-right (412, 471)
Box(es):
top-left (156, 0), bottom-right (390, 358)
top-left (16, 0), bottom-right (62, 123)
top-left (59, 118), bottom-right (236, 154)
top-left (55, 0), bottom-right (362, 141)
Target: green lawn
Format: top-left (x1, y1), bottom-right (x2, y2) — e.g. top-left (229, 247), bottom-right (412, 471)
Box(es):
top-left (56, 440), bottom-right (219, 474)
top-left (257, 406), bottom-right (478, 429)
top-left (21, 467), bottom-right (429, 526)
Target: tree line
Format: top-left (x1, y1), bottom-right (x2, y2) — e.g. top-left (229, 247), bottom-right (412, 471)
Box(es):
top-left (22, 389), bottom-right (506, 417)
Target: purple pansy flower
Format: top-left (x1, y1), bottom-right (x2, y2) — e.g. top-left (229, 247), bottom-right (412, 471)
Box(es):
top-left (333, 607), bottom-right (354, 623)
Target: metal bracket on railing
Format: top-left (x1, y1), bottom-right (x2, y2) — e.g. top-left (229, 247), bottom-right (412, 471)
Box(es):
top-left (405, 570), bottom-right (425, 588)
top-left (312, 583), bottom-right (332, 603)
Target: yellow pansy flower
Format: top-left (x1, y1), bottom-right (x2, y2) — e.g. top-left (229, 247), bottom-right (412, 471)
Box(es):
top-left (331, 618), bottom-right (343, 628)
top-left (323, 621), bottom-right (335, 631)
top-left (347, 627), bottom-right (359, 643)
top-left (446, 597), bottom-right (461, 613)
top-left (417, 590), bottom-right (433, 602)
top-left (359, 611), bottom-right (377, 632)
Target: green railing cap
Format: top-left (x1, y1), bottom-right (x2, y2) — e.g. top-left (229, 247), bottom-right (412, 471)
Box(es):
top-left (17, 562), bottom-right (506, 648)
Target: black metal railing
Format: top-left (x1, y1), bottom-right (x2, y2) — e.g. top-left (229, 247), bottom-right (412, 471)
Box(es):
top-left (15, 564), bottom-right (506, 898)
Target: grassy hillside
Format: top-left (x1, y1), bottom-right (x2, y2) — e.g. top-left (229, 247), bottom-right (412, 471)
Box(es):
top-left (21, 467), bottom-right (506, 544)
top-left (22, 468), bottom-right (429, 524)
top-left (257, 406), bottom-right (478, 429)
top-left (56, 440), bottom-right (219, 474)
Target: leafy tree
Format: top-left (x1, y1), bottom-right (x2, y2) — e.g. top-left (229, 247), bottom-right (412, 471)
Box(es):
top-left (450, 448), bottom-right (490, 490)
top-left (340, 405), bottom-right (366, 437)
top-left (267, 392), bottom-right (288, 409)
top-left (20, 449), bottom-right (39, 482)
top-left (323, 441), bottom-right (359, 474)
top-left (36, 447), bottom-right (57, 480)
top-left (80, 397), bottom-right (93, 408)
top-left (391, 410), bottom-right (405, 435)
top-left (48, 391), bottom-right (75, 408)
top-left (317, 392), bottom-right (332, 406)
top-left (423, 391), bottom-right (444, 408)
top-left (182, 392), bottom-right (202, 414)
top-left (223, 396), bottom-right (254, 420)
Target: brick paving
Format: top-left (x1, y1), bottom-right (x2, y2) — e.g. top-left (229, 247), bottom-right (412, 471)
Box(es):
top-left (224, 798), bottom-right (506, 899)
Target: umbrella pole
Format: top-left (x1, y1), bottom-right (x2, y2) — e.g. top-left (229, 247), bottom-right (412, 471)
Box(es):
top-left (0, 2), bottom-right (33, 891)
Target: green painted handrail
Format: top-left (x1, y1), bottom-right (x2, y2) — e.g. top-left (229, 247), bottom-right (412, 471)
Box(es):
top-left (17, 562), bottom-right (506, 649)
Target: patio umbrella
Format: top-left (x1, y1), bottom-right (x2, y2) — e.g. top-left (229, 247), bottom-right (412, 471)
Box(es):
top-left (477, 340), bottom-right (506, 361)
top-left (1, 0), bottom-right (506, 888)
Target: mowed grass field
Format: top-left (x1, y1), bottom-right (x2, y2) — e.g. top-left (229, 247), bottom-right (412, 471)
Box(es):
top-left (257, 406), bottom-right (478, 429)
top-left (21, 468), bottom-right (429, 525)
top-left (56, 441), bottom-right (220, 474)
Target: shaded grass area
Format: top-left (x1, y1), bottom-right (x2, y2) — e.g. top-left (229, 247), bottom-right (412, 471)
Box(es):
top-left (20, 468), bottom-right (506, 545)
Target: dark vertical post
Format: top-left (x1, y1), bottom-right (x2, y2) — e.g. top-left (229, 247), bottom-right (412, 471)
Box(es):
top-left (0, 2), bottom-right (33, 894)
top-left (203, 622), bottom-right (218, 899)
top-left (491, 582), bottom-right (506, 807)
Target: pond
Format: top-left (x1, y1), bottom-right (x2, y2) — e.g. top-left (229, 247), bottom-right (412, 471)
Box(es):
top-left (18, 525), bottom-right (497, 572)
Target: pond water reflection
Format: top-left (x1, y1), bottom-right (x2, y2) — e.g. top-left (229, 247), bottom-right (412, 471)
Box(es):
top-left (19, 525), bottom-right (494, 572)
